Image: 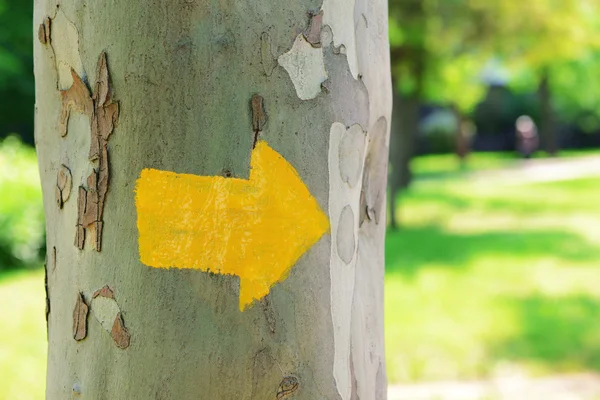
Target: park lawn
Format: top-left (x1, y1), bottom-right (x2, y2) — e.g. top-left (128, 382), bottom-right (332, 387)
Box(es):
top-left (0, 269), bottom-right (46, 400)
top-left (386, 172), bottom-right (600, 383)
top-left (2, 152), bottom-right (600, 397)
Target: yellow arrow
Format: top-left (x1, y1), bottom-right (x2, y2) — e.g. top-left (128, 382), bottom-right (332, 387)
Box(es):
top-left (135, 140), bottom-right (330, 310)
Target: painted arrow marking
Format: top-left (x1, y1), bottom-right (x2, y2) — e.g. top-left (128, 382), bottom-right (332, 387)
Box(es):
top-left (135, 140), bottom-right (330, 310)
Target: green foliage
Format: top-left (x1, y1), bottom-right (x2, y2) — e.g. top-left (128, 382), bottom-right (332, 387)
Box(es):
top-left (0, 136), bottom-right (45, 270)
top-left (389, 0), bottom-right (600, 122)
top-left (386, 157), bottom-right (600, 382)
top-left (0, 0), bottom-right (34, 141)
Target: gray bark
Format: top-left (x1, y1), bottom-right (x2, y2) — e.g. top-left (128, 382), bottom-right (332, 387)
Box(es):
top-left (34, 1), bottom-right (391, 399)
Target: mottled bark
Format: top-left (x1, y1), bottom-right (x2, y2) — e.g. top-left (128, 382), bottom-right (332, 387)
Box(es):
top-left (35, 1), bottom-right (391, 399)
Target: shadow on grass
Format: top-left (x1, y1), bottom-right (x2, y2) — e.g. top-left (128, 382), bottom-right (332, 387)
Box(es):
top-left (385, 225), bottom-right (600, 276)
top-left (493, 294), bottom-right (600, 372)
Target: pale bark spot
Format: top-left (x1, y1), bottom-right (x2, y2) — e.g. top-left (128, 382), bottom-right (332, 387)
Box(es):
top-left (278, 35), bottom-right (327, 100)
top-left (339, 124), bottom-right (366, 187)
top-left (91, 296), bottom-right (121, 332)
top-left (336, 205), bottom-right (355, 264)
top-left (321, 0), bottom-right (359, 79)
top-left (50, 10), bottom-right (85, 90)
top-left (91, 286), bottom-right (131, 349)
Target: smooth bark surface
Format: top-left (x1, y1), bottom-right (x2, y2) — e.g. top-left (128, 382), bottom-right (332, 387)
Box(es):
top-left (35, 0), bottom-right (391, 399)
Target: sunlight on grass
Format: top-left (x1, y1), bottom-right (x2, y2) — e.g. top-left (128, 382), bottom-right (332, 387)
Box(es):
top-left (386, 171), bottom-right (600, 383)
top-left (0, 270), bottom-right (46, 399)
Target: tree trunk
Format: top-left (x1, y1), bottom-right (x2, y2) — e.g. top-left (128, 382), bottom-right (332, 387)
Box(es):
top-left (452, 105), bottom-right (470, 167)
top-left (538, 70), bottom-right (557, 155)
top-left (389, 92), bottom-right (419, 229)
top-left (34, 1), bottom-right (391, 399)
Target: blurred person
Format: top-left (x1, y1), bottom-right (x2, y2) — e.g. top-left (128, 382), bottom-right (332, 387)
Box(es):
top-left (515, 115), bottom-right (538, 158)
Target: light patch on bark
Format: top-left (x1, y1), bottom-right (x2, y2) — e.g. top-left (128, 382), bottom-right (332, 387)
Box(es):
top-left (339, 124), bottom-right (366, 187)
top-left (91, 286), bottom-right (131, 349)
top-left (328, 121), bottom-right (366, 400)
top-left (278, 35), bottom-right (327, 100)
top-left (336, 205), bottom-right (355, 264)
top-left (321, 0), bottom-right (359, 79)
top-left (50, 10), bottom-right (85, 90)
top-left (91, 296), bottom-right (120, 332)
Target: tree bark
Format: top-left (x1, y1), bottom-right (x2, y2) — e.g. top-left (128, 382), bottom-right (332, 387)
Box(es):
top-left (538, 70), bottom-right (557, 155)
top-left (389, 92), bottom-right (419, 230)
top-left (34, 1), bottom-right (391, 399)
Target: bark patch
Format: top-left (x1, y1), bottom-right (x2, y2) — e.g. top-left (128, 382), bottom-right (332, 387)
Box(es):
top-left (111, 312), bottom-right (131, 349)
top-left (63, 52), bottom-right (119, 251)
top-left (251, 94), bottom-right (266, 147)
top-left (276, 376), bottom-right (299, 399)
top-left (91, 286), bottom-right (130, 349)
top-left (303, 10), bottom-right (323, 47)
top-left (49, 10), bottom-right (86, 90)
top-left (73, 293), bottom-right (89, 341)
top-left (38, 16), bottom-right (51, 45)
top-left (339, 124), bottom-right (366, 188)
top-left (55, 164), bottom-right (72, 208)
top-left (59, 70), bottom-right (93, 137)
top-left (360, 117), bottom-right (388, 226)
top-left (278, 35), bottom-right (327, 100)
top-left (336, 205), bottom-right (355, 264)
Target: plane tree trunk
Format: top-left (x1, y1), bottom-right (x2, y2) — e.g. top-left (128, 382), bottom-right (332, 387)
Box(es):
top-left (34, 0), bottom-right (391, 399)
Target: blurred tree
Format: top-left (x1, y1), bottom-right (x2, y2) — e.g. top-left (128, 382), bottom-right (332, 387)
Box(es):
top-left (478, 0), bottom-right (600, 154)
top-left (0, 0), bottom-right (34, 144)
top-left (388, 0), bottom-right (492, 228)
top-left (388, 0), bottom-right (600, 227)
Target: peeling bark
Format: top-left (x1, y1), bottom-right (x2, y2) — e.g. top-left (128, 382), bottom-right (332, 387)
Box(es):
top-left (38, 16), bottom-right (51, 45)
top-left (303, 10), bottom-right (323, 47)
top-left (91, 285), bottom-right (131, 349)
top-left (277, 376), bottom-right (299, 399)
top-left (111, 312), bottom-right (131, 349)
top-left (72, 293), bottom-right (88, 341)
top-left (251, 94), bottom-right (267, 142)
top-left (59, 52), bottom-right (118, 252)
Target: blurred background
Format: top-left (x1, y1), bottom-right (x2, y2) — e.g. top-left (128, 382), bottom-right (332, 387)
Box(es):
top-left (2, 1), bottom-right (600, 399)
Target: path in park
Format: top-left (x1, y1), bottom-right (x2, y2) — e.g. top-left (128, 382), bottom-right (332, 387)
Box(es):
top-left (389, 154), bottom-right (600, 399)
top-left (472, 154), bottom-right (600, 184)
top-left (388, 373), bottom-right (600, 400)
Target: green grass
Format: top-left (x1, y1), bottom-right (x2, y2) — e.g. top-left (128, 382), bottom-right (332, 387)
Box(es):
top-left (385, 170), bottom-right (600, 383)
top-left (0, 270), bottom-right (46, 399)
